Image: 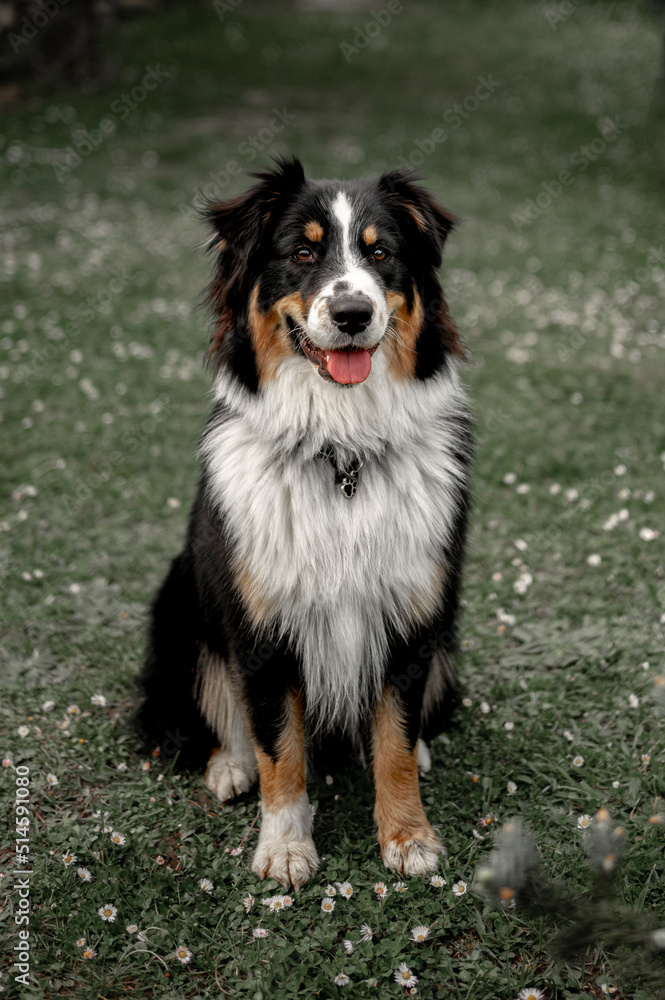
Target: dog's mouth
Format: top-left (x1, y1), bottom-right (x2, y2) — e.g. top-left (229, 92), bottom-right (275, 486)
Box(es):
top-left (296, 330), bottom-right (380, 385)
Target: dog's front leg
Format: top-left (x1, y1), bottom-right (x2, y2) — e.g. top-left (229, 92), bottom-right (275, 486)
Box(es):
top-left (371, 685), bottom-right (443, 877)
top-left (250, 687), bottom-right (319, 891)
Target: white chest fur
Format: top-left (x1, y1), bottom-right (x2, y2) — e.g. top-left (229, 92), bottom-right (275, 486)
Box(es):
top-left (201, 353), bottom-right (469, 732)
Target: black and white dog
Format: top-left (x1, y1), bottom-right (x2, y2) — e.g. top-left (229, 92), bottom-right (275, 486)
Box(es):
top-left (137, 158), bottom-right (472, 890)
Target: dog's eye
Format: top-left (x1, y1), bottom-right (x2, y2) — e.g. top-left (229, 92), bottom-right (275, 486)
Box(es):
top-left (372, 247), bottom-right (388, 261)
top-left (293, 247), bottom-right (314, 262)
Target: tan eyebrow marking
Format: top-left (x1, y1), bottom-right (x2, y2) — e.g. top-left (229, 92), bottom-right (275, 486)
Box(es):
top-left (363, 224), bottom-right (379, 245)
top-left (304, 220), bottom-right (324, 242)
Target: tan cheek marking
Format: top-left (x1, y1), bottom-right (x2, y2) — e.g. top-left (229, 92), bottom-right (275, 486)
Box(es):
top-left (386, 288), bottom-right (423, 380)
top-left (254, 689), bottom-right (306, 812)
top-left (273, 290), bottom-right (309, 325)
top-left (304, 220), bottom-right (324, 242)
top-left (363, 224), bottom-right (378, 245)
top-left (248, 284), bottom-right (293, 383)
top-left (372, 688), bottom-right (435, 850)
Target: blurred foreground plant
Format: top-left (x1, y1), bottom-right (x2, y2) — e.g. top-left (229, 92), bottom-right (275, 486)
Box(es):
top-left (475, 814), bottom-right (665, 997)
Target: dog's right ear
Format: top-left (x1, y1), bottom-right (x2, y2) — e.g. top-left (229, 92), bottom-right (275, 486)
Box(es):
top-left (204, 157), bottom-right (306, 273)
top-left (203, 158), bottom-right (306, 378)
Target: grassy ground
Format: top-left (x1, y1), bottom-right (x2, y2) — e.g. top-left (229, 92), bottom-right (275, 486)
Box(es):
top-left (1, 1), bottom-right (665, 997)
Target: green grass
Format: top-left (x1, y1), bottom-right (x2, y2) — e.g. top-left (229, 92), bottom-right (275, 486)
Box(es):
top-left (1, 1), bottom-right (665, 997)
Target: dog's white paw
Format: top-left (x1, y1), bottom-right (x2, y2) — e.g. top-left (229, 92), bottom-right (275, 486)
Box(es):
top-left (252, 838), bottom-right (319, 890)
top-left (416, 738), bottom-right (432, 775)
top-left (204, 750), bottom-right (257, 803)
top-left (380, 826), bottom-right (443, 877)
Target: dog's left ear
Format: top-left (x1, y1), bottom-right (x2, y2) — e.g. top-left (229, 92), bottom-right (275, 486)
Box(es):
top-left (378, 169), bottom-right (457, 268)
top-left (379, 169), bottom-right (465, 372)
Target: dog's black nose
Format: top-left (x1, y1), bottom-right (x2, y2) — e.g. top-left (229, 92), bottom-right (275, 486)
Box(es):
top-left (329, 296), bottom-right (373, 336)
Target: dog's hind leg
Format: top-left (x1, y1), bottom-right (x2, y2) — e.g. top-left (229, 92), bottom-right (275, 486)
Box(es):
top-left (136, 553), bottom-right (218, 769)
top-left (197, 650), bottom-right (258, 802)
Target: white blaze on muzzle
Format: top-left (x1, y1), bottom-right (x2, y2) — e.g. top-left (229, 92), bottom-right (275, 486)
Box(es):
top-left (302, 192), bottom-right (388, 385)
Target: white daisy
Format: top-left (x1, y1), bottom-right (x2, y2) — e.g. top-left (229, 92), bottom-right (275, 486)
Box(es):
top-left (572, 755), bottom-right (584, 767)
top-left (360, 924), bottom-right (373, 942)
top-left (175, 945), bottom-right (192, 964)
top-left (91, 694), bottom-right (107, 706)
top-left (263, 895), bottom-right (287, 911)
top-left (452, 880), bottom-right (467, 897)
top-left (429, 874), bottom-right (446, 887)
top-left (507, 781), bottom-right (517, 794)
top-left (321, 898), bottom-right (336, 913)
top-left (373, 881), bottom-right (389, 898)
top-left (199, 878), bottom-right (214, 893)
top-left (46, 773), bottom-right (59, 786)
top-left (243, 894), bottom-right (255, 912)
top-left (66, 705), bottom-right (80, 715)
top-left (343, 939), bottom-right (354, 954)
top-left (62, 851), bottom-right (77, 866)
top-left (577, 814), bottom-right (592, 830)
top-left (335, 881), bottom-right (353, 897)
top-left (42, 700), bottom-right (55, 712)
top-left (393, 881), bottom-right (408, 893)
top-left (82, 947), bottom-right (96, 960)
top-left (75, 937), bottom-right (86, 948)
top-left (18, 726), bottom-right (30, 737)
top-left (324, 884), bottom-right (337, 896)
top-left (517, 990), bottom-right (545, 1000)
top-left (333, 973), bottom-right (351, 986)
top-left (252, 928), bottom-right (269, 938)
top-left (410, 925), bottom-right (430, 942)
top-left (76, 867), bottom-right (92, 882)
top-left (116, 762), bottom-right (128, 771)
top-left (394, 963), bottom-right (418, 989)
top-left (126, 924), bottom-right (139, 934)
top-left (98, 904), bottom-right (117, 922)
top-left (110, 831), bottom-right (126, 845)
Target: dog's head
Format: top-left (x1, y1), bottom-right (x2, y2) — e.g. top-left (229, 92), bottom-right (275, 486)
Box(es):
top-left (204, 157), bottom-right (464, 391)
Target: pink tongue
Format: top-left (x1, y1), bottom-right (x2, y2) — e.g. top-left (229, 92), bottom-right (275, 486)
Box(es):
top-left (324, 349), bottom-right (372, 385)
